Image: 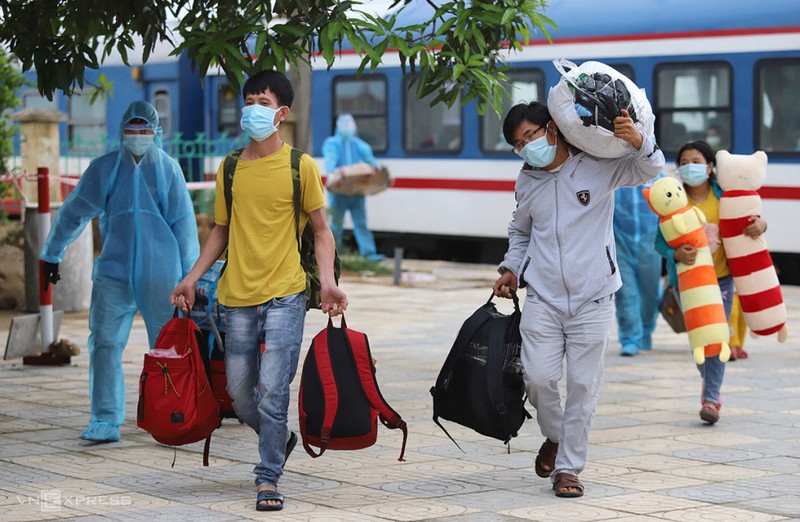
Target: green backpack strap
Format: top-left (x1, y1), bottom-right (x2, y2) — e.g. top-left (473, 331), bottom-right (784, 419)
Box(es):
top-left (222, 148), bottom-right (244, 222)
top-left (289, 147), bottom-right (304, 252)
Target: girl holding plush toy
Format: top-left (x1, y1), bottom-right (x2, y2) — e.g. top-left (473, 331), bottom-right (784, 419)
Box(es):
top-left (654, 140), bottom-right (767, 424)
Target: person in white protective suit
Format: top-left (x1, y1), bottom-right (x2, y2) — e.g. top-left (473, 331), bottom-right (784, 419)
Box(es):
top-left (40, 101), bottom-right (199, 443)
top-left (322, 114), bottom-right (384, 261)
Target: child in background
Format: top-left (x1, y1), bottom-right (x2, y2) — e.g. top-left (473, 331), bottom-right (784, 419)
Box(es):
top-left (654, 140), bottom-right (766, 424)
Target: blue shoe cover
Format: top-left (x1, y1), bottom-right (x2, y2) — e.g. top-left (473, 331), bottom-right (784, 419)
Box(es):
top-left (620, 344), bottom-right (639, 357)
top-left (366, 253), bottom-right (386, 262)
top-left (80, 421), bottom-right (120, 442)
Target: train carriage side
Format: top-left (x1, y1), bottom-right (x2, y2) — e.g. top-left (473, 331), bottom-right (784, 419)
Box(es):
top-left (309, 0), bottom-right (800, 281)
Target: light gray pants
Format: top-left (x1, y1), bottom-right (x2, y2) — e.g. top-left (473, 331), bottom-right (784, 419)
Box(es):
top-left (520, 293), bottom-right (615, 478)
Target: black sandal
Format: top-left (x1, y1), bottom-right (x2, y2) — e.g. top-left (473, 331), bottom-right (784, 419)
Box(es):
top-left (256, 489), bottom-right (284, 511)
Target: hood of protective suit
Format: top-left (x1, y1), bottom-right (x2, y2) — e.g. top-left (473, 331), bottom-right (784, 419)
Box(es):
top-left (121, 101), bottom-right (164, 148)
top-left (335, 114), bottom-right (357, 138)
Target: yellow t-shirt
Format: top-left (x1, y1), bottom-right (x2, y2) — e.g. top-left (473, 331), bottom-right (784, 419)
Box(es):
top-left (214, 144), bottom-right (326, 307)
top-left (690, 190), bottom-right (731, 279)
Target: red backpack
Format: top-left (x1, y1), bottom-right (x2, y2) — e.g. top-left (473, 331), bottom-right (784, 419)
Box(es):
top-left (299, 317), bottom-right (407, 461)
top-left (137, 310), bottom-right (220, 465)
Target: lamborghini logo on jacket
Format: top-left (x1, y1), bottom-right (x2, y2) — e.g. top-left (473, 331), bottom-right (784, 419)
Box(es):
top-left (576, 190), bottom-right (590, 206)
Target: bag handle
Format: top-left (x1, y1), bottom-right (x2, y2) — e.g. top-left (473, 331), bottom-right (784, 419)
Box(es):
top-left (487, 291), bottom-right (520, 313)
top-left (326, 314), bottom-right (348, 330)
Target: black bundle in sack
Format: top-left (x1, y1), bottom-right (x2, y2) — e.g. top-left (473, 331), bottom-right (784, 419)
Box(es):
top-left (431, 292), bottom-right (530, 449)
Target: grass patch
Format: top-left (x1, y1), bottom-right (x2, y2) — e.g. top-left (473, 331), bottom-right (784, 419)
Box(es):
top-left (339, 250), bottom-right (392, 275)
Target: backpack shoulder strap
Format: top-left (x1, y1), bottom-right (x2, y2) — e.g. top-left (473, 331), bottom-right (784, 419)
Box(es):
top-left (343, 327), bottom-right (408, 461)
top-left (301, 326), bottom-right (339, 458)
top-left (222, 148), bottom-right (244, 222)
top-left (290, 147), bottom-right (304, 253)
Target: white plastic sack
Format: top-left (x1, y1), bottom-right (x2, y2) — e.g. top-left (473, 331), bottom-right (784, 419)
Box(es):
top-left (547, 59), bottom-right (654, 158)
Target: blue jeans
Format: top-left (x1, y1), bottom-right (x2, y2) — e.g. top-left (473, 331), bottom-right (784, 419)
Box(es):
top-left (223, 292), bottom-right (306, 488)
top-left (329, 193), bottom-right (378, 257)
top-left (698, 275), bottom-right (734, 404)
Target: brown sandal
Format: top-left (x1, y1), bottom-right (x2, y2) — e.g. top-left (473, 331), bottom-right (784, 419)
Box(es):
top-left (535, 439), bottom-right (559, 478)
top-left (553, 472), bottom-right (584, 498)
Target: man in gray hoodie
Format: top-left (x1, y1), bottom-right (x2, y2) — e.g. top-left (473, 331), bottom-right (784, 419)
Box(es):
top-left (493, 101), bottom-right (664, 497)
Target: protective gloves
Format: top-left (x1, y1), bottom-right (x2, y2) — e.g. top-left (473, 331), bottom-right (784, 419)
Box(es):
top-left (42, 262), bottom-right (60, 291)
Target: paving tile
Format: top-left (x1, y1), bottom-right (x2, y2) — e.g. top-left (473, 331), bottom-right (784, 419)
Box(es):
top-left (736, 456), bottom-right (800, 474)
top-left (583, 491), bottom-right (707, 515)
top-left (501, 501), bottom-right (623, 521)
top-left (586, 470), bottom-right (708, 492)
top-left (7, 452), bottom-right (160, 480)
top-left (659, 505), bottom-right (788, 521)
top-left (664, 480), bottom-right (772, 503)
top-left (347, 498), bottom-right (479, 521)
top-left (737, 494), bottom-right (800, 519)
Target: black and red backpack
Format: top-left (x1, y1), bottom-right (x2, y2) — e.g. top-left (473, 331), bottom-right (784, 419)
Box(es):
top-left (137, 310), bottom-right (220, 465)
top-left (299, 317), bottom-right (407, 461)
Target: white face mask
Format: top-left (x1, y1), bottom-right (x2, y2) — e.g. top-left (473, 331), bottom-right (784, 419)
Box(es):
top-left (123, 134), bottom-right (154, 157)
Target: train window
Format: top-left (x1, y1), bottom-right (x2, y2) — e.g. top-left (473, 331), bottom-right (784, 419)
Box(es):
top-left (21, 91), bottom-right (58, 110)
top-left (67, 92), bottom-right (106, 152)
top-left (403, 76), bottom-right (461, 153)
top-left (481, 69), bottom-right (544, 153)
top-left (218, 84), bottom-right (241, 136)
top-left (609, 64), bottom-right (635, 82)
top-left (153, 89), bottom-right (172, 137)
top-left (756, 59), bottom-right (800, 154)
top-left (654, 62), bottom-right (732, 153)
top-left (333, 75), bottom-right (387, 152)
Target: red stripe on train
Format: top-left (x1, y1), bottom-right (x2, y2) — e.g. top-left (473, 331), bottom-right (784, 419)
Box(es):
top-left (389, 178), bottom-right (517, 191)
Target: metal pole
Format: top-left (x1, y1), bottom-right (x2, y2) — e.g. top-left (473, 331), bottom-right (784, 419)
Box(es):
top-left (37, 167), bottom-right (53, 352)
top-left (393, 247), bottom-right (404, 286)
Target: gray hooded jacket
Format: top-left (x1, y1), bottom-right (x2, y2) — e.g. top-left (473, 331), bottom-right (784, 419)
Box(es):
top-left (499, 134), bottom-right (664, 316)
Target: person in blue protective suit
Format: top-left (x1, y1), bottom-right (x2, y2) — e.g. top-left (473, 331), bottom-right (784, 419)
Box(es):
top-left (322, 113), bottom-right (385, 261)
top-left (40, 101), bottom-right (199, 443)
top-left (613, 179), bottom-right (664, 356)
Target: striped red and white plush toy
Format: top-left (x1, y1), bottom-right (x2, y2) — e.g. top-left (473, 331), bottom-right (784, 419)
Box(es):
top-left (716, 150), bottom-right (788, 342)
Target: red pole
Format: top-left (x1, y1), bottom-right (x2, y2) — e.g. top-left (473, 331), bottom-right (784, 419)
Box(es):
top-left (37, 167), bottom-right (54, 351)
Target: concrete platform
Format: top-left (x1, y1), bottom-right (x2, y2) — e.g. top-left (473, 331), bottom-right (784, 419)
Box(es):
top-left (1, 260), bottom-right (799, 521)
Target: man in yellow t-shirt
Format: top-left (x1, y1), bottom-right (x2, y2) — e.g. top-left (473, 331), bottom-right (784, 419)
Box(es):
top-left (171, 70), bottom-right (347, 513)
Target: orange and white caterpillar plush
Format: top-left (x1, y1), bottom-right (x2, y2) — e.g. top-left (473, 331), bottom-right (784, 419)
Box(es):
top-left (716, 150), bottom-right (788, 342)
top-left (644, 176), bottom-right (730, 364)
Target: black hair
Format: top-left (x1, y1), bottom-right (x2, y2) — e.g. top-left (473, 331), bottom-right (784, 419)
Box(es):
top-left (502, 101), bottom-right (562, 145)
top-left (242, 70), bottom-right (294, 108)
top-left (676, 140), bottom-right (716, 167)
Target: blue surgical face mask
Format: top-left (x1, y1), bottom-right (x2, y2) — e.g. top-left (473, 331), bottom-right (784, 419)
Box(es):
top-left (241, 104), bottom-right (281, 141)
top-left (339, 127), bottom-right (356, 138)
top-left (517, 133), bottom-right (557, 168)
top-left (678, 163), bottom-right (709, 187)
top-left (123, 134), bottom-right (154, 157)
